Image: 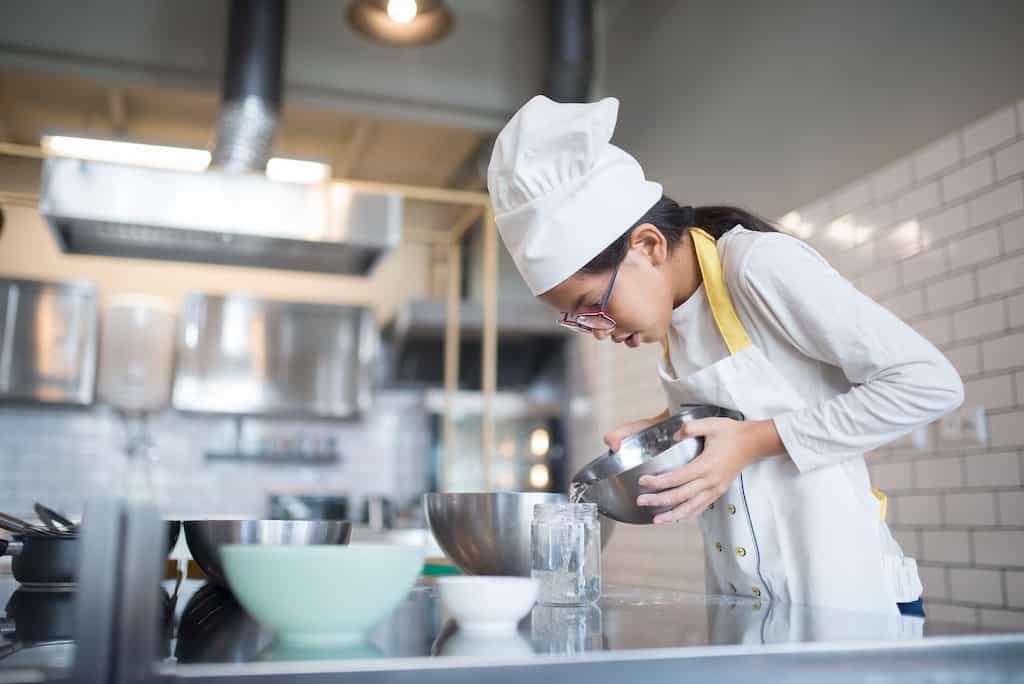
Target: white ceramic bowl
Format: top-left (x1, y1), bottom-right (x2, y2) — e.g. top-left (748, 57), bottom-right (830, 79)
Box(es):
top-left (437, 576), bottom-right (538, 634)
top-left (220, 544), bottom-right (423, 648)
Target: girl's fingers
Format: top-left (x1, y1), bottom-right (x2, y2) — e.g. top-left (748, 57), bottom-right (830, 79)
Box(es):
top-left (653, 490), bottom-right (714, 524)
top-left (637, 478), bottom-right (706, 508)
top-left (638, 461), bottom-right (705, 491)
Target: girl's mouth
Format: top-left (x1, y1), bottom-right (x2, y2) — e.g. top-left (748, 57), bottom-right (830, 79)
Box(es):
top-left (625, 332), bottom-right (640, 348)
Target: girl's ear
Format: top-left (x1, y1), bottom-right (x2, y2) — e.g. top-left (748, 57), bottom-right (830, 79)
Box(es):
top-left (629, 223), bottom-right (669, 266)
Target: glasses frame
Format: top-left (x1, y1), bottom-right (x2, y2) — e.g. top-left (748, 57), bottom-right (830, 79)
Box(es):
top-left (558, 260), bottom-right (622, 333)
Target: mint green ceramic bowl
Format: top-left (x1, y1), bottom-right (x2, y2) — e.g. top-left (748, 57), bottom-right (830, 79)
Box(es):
top-left (220, 544), bottom-right (424, 648)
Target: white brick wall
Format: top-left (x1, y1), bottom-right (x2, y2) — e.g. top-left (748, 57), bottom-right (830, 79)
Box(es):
top-left (775, 98), bottom-right (1024, 626)
top-left (0, 391), bottom-right (432, 519)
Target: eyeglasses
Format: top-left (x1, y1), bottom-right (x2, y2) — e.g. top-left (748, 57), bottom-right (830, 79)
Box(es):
top-left (558, 261), bottom-right (621, 333)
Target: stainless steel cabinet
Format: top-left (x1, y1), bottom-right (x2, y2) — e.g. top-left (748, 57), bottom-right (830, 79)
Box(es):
top-left (0, 278), bottom-right (98, 405)
top-left (172, 293), bottom-right (376, 418)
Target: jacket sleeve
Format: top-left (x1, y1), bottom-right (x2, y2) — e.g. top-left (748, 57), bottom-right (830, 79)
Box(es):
top-left (735, 234), bottom-right (964, 473)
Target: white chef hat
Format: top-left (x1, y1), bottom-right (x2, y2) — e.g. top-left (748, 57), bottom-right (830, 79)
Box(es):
top-left (487, 95), bottom-right (663, 295)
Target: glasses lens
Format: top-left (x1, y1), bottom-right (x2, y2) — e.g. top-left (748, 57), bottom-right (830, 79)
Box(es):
top-left (558, 318), bottom-right (591, 333)
top-left (576, 313), bottom-right (615, 331)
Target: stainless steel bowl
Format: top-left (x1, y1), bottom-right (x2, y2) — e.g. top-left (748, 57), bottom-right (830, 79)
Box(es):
top-left (423, 492), bottom-right (613, 577)
top-left (183, 519), bottom-right (352, 586)
top-left (572, 405), bottom-right (744, 524)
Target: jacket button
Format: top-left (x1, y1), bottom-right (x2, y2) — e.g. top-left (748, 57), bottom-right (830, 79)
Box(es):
top-left (709, 502), bottom-right (715, 510)
top-left (715, 542), bottom-right (722, 552)
top-left (727, 504), bottom-right (736, 514)
top-left (728, 583), bottom-right (737, 593)
top-left (752, 587), bottom-right (762, 597)
top-left (736, 546), bottom-right (747, 557)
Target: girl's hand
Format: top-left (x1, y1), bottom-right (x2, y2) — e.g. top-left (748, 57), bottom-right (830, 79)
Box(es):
top-left (635, 418), bottom-right (783, 524)
top-left (603, 410), bottom-right (670, 452)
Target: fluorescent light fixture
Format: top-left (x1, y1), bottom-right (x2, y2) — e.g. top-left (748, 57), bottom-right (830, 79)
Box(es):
top-left (266, 157), bottom-right (331, 184)
top-left (41, 134), bottom-right (211, 172)
top-left (41, 134), bottom-right (330, 183)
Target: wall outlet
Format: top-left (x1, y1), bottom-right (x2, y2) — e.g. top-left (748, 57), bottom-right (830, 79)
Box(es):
top-left (938, 404), bottom-right (988, 447)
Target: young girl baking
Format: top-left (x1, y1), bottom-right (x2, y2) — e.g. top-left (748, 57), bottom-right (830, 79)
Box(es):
top-left (486, 95), bottom-right (963, 618)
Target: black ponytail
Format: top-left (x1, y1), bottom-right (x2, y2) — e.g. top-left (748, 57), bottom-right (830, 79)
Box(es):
top-left (579, 196), bottom-right (779, 274)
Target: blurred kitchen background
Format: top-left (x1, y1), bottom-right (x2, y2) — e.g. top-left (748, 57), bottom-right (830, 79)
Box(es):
top-left (0, 0), bottom-right (1022, 632)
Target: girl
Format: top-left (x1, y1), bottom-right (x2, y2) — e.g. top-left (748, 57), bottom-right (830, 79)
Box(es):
top-left (487, 95), bottom-right (964, 619)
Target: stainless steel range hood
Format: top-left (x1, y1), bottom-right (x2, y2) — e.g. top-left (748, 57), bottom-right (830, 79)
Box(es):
top-left (39, 158), bottom-right (401, 275)
top-left (386, 298), bottom-right (566, 389)
top-left (38, 0), bottom-right (402, 276)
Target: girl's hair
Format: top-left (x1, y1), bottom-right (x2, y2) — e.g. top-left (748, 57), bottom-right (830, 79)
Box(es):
top-left (580, 196), bottom-right (779, 274)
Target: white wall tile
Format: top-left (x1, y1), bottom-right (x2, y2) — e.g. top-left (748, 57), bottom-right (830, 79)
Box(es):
top-left (925, 273), bottom-right (976, 313)
top-left (963, 375), bottom-right (1016, 411)
top-left (989, 410), bottom-right (1024, 449)
top-left (915, 456), bottom-right (964, 489)
top-left (998, 491), bottom-right (1024, 525)
top-left (996, 139), bottom-right (1024, 182)
top-left (902, 248), bottom-right (948, 285)
top-left (949, 567), bottom-right (1004, 605)
top-left (983, 333), bottom-right (1024, 371)
top-left (882, 288), bottom-right (925, 320)
top-left (892, 528), bottom-right (920, 557)
top-left (892, 182), bottom-right (942, 224)
top-left (952, 300), bottom-right (1006, 341)
top-left (974, 530), bottom-right (1024, 567)
top-left (942, 158), bottom-right (996, 203)
top-left (918, 565), bottom-right (948, 600)
top-left (870, 159), bottom-right (914, 201)
top-left (926, 602), bottom-right (979, 626)
top-left (978, 254), bottom-right (1024, 297)
top-left (857, 263), bottom-right (902, 298)
top-left (913, 314), bottom-right (953, 346)
top-left (838, 242), bottom-right (875, 275)
top-left (944, 492), bottom-right (997, 526)
top-left (1010, 293), bottom-right (1024, 329)
top-left (859, 202), bottom-right (896, 232)
top-left (831, 180), bottom-right (872, 216)
top-left (922, 530), bottom-right (971, 563)
top-left (896, 494), bottom-right (942, 525)
top-left (913, 133), bottom-right (962, 180)
top-left (979, 608), bottom-right (1024, 631)
top-left (947, 226), bottom-right (1003, 270)
top-left (871, 461), bottom-right (913, 491)
top-left (1004, 215), bottom-right (1024, 253)
top-left (945, 343), bottom-right (981, 377)
top-left (963, 106), bottom-right (1017, 158)
top-left (920, 203), bottom-right (969, 247)
top-left (1008, 570), bottom-right (1024, 608)
top-left (1018, 371), bottom-right (1024, 405)
top-left (877, 221), bottom-right (922, 262)
top-left (969, 180), bottom-right (1024, 228)
top-left (967, 451), bottom-right (1022, 488)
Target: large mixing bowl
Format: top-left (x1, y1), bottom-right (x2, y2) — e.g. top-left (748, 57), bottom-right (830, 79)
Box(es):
top-left (572, 405), bottom-right (744, 524)
top-left (424, 492), bottom-right (613, 577)
top-left (183, 520), bottom-right (352, 586)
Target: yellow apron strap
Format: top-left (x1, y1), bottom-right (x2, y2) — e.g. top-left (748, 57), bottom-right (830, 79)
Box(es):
top-left (687, 227), bottom-right (887, 523)
top-left (689, 228), bottom-right (753, 355)
top-left (872, 488), bottom-right (888, 522)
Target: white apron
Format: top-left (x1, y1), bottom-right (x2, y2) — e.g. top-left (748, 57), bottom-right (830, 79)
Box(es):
top-left (658, 228), bottom-right (923, 628)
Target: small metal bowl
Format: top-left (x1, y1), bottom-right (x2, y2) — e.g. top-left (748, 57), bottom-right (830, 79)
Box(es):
top-left (571, 405), bottom-right (744, 524)
top-left (183, 519), bottom-right (352, 586)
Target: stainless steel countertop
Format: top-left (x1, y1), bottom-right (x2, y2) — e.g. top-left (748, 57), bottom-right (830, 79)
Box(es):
top-left (4, 572), bottom-right (1023, 683)
top-left (156, 580), bottom-right (1024, 683)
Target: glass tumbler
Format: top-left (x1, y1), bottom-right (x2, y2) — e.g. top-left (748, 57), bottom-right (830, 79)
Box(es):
top-left (530, 502), bottom-right (601, 605)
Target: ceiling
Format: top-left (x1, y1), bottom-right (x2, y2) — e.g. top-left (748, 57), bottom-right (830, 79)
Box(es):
top-left (0, 67), bottom-right (490, 237)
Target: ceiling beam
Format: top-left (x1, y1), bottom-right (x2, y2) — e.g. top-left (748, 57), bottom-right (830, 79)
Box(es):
top-left (336, 119), bottom-right (373, 177)
top-left (108, 89), bottom-right (127, 135)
